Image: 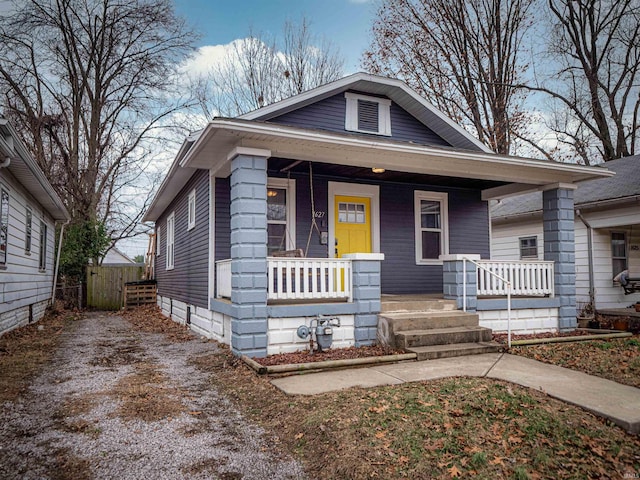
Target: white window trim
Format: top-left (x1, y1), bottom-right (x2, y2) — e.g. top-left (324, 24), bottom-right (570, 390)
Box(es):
top-left (187, 189), bottom-right (196, 230)
top-left (267, 177), bottom-right (296, 252)
top-left (328, 182), bottom-right (380, 258)
top-left (166, 212), bottom-right (175, 270)
top-left (344, 92), bottom-right (391, 136)
top-left (414, 191), bottom-right (449, 265)
top-left (156, 225), bottom-right (161, 257)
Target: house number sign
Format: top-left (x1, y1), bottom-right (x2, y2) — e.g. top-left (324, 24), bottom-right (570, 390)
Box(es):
top-left (314, 211), bottom-right (326, 218)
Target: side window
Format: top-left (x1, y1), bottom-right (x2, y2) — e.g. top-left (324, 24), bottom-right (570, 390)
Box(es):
top-left (519, 236), bottom-right (538, 259)
top-left (166, 213), bottom-right (175, 269)
top-left (414, 191), bottom-right (449, 264)
top-left (0, 188), bottom-right (8, 265)
top-left (611, 232), bottom-right (627, 276)
top-left (266, 178), bottom-right (296, 255)
top-left (187, 189), bottom-right (196, 230)
top-left (25, 208), bottom-right (32, 254)
top-left (38, 220), bottom-right (47, 271)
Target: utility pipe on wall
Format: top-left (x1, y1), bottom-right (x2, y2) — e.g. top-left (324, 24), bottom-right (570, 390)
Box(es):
top-left (576, 209), bottom-right (595, 308)
top-left (51, 221), bottom-right (69, 305)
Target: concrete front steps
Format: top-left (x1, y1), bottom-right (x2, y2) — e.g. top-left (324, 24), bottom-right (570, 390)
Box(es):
top-left (378, 297), bottom-right (502, 361)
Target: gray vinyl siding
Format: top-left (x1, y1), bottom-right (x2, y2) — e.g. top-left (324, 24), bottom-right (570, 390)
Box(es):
top-left (379, 184), bottom-right (489, 294)
top-left (269, 92), bottom-right (452, 148)
top-left (156, 169), bottom-right (209, 308)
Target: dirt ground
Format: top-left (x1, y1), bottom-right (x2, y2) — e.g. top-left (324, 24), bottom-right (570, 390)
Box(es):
top-left (0, 310), bottom-right (304, 480)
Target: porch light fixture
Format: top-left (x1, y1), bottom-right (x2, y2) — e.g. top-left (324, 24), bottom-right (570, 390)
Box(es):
top-left (371, 167), bottom-right (385, 174)
top-left (267, 190), bottom-right (278, 197)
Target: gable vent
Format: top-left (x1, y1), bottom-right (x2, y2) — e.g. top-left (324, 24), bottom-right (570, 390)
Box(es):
top-left (357, 100), bottom-right (379, 132)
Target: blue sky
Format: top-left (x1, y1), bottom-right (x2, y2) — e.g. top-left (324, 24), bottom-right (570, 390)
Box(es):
top-left (173, 0), bottom-right (376, 72)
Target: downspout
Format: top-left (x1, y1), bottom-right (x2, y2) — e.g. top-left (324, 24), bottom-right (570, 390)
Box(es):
top-left (575, 209), bottom-right (595, 308)
top-left (0, 157), bottom-right (11, 168)
top-left (51, 220), bottom-right (69, 305)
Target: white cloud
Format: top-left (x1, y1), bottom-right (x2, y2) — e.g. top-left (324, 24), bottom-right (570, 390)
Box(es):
top-left (179, 43), bottom-right (231, 76)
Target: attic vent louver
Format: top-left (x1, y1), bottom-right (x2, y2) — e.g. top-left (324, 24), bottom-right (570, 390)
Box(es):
top-left (358, 100), bottom-right (379, 132)
top-left (345, 92), bottom-right (391, 136)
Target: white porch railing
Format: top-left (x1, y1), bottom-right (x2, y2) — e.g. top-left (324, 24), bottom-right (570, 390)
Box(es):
top-left (268, 257), bottom-right (352, 301)
top-left (216, 259), bottom-right (232, 299)
top-left (476, 260), bottom-right (554, 297)
top-left (215, 258), bottom-right (353, 302)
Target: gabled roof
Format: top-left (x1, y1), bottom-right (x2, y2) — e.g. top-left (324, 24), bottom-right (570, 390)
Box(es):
top-left (492, 155), bottom-right (639, 220)
top-left (0, 118), bottom-right (69, 222)
top-left (239, 72), bottom-right (492, 153)
top-left (144, 74), bottom-right (615, 222)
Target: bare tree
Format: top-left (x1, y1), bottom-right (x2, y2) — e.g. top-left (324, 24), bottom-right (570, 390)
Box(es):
top-left (192, 17), bottom-right (344, 118)
top-left (0, 0), bottom-right (195, 264)
top-left (528, 0), bottom-right (640, 164)
top-left (363, 0), bottom-right (535, 155)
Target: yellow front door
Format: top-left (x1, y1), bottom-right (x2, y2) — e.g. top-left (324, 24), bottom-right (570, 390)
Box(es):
top-left (334, 195), bottom-right (372, 257)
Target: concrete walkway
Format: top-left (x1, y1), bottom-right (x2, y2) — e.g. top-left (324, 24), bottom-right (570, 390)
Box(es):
top-left (271, 353), bottom-right (640, 435)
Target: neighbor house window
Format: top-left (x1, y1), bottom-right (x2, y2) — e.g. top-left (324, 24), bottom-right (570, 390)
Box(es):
top-left (345, 92), bottom-right (391, 135)
top-left (38, 220), bottom-right (47, 271)
top-left (519, 236), bottom-right (538, 259)
top-left (166, 212), bottom-right (175, 269)
top-left (187, 189), bottom-right (196, 230)
top-left (0, 188), bottom-right (8, 265)
top-left (267, 178), bottom-right (296, 255)
top-left (611, 232), bottom-right (627, 276)
top-left (414, 191), bottom-right (449, 264)
top-left (25, 208), bottom-right (32, 254)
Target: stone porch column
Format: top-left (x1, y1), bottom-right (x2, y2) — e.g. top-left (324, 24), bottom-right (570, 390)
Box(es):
top-left (543, 186), bottom-right (576, 331)
top-left (441, 254), bottom-right (480, 311)
top-left (345, 253), bottom-right (384, 346)
top-left (229, 148), bottom-right (271, 357)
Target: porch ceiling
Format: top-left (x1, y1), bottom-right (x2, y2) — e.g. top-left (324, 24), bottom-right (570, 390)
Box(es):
top-left (181, 120), bottom-right (613, 197)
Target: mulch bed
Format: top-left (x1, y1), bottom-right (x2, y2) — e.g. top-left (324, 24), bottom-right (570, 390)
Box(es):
top-left (253, 345), bottom-right (405, 366)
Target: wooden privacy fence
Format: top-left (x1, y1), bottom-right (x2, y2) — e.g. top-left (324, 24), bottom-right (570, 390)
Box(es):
top-left (86, 264), bottom-right (145, 310)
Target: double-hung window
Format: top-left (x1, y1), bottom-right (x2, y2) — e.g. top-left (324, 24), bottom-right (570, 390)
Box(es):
top-left (345, 92), bottom-right (391, 135)
top-left (166, 212), bottom-right (175, 270)
top-left (0, 188), bottom-right (8, 266)
top-left (519, 236), bottom-right (538, 259)
top-left (25, 208), bottom-right (32, 254)
top-left (187, 189), bottom-right (196, 230)
top-left (414, 191), bottom-right (448, 264)
top-left (266, 178), bottom-right (296, 255)
top-left (38, 220), bottom-right (47, 271)
top-left (611, 232), bottom-right (627, 276)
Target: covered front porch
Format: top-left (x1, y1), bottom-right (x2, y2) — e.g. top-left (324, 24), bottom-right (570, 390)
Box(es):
top-left (174, 120), bottom-right (612, 357)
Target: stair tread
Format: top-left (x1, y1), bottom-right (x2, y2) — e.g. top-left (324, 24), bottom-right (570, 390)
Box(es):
top-left (397, 326), bottom-right (492, 336)
top-left (380, 311), bottom-right (477, 320)
top-left (407, 341), bottom-right (501, 353)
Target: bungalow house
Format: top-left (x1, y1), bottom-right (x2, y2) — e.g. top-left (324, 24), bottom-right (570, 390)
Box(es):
top-left (0, 118), bottom-right (70, 334)
top-left (144, 73), bottom-right (612, 357)
top-left (491, 155), bottom-right (640, 311)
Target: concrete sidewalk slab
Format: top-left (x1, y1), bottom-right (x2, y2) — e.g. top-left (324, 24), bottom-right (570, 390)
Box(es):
top-left (372, 353), bottom-right (501, 382)
top-left (488, 354), bottom-right (640, 434)
top-left (270, 352), bottom-right (640, 434)
top-left (270, 367), bottom-right (403, 396)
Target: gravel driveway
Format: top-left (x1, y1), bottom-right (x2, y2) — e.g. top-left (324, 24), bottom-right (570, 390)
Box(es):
top-left (0, 312), bottom-right (305, 479)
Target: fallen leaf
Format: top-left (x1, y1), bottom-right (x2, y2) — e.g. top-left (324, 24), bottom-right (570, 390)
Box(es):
top-left (295, 432), bottom-right (304, 439)
top-left (448, 465), bottom-right (462, 478)
top-left (490, 457), bottom-right (505, 466)
top-left (375, 431), bottom-right (386, 439)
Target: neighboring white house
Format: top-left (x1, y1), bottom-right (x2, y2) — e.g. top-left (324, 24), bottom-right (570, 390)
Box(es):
top-left (100, 247), bottom-right (136, 265)
top-left (0, 118), bottom-right (70, 334)
top-left (491, 155), bottom-right (640, 311)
